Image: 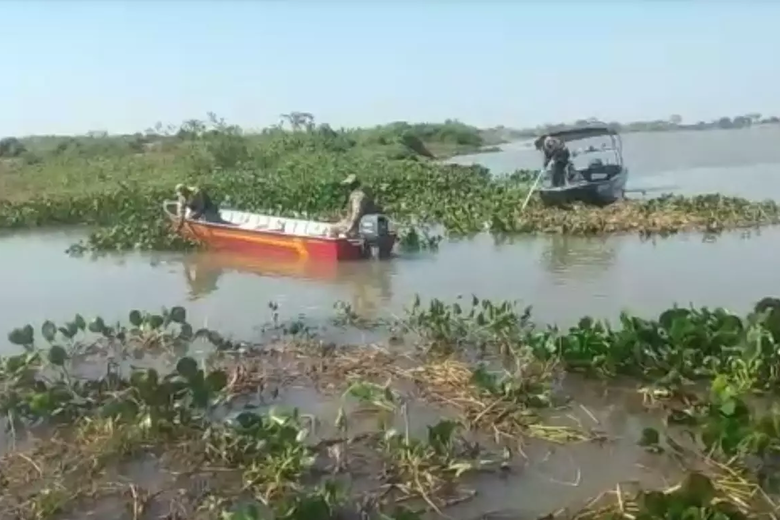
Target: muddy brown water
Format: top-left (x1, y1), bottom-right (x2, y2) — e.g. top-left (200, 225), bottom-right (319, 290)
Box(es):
top-left (0, 365), bottom-right (682, 520)
top-left (1, 126), bottom-right (780, 519)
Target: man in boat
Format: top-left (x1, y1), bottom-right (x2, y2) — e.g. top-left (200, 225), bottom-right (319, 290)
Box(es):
top-left (329, 174), bottom-right (381, 238)
top-left (175, 184), bottom-right (222, 230)
top-left (541, 136), bottom-right (571, 188)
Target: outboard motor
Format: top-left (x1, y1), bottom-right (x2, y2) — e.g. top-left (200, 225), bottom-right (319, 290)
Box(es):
top-left (358, 214), bottom-right (394, 259)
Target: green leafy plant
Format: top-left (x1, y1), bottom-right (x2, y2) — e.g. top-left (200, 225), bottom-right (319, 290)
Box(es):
top-left (3, 116), bottom-right (779, 255)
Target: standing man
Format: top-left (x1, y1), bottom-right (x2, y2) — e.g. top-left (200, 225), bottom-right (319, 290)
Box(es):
top-left (329, 174), bottom-right (381, 238)
top-left (541, 136), bottom-right (571, 188)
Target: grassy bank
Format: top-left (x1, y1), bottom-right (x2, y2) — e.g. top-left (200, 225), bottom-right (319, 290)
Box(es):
top-left (0, 116), bottom-right (503, 202)
top-left (1, 115), bottom-right (780, 253)
top-left (2, 294), bottom-right (780, 519)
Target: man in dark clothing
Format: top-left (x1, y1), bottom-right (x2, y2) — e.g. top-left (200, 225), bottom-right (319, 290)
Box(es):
top-left (541, 136), bottom-right (571, 188)
top-left (175, 184), bottom-right (222, 231)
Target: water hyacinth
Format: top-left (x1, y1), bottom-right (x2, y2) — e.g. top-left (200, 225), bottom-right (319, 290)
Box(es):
top-left (1, 116), bottom-right (779, 254)
top-left (2, 294), bottom-right (780, 519)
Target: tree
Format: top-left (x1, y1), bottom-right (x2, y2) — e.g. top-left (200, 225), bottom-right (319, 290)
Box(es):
top-left (177, 119), bottom-right (207, 140)
top-left (280, 112), bottom-right (315, 132)
top-left (0, 137), bottom-right (26, 158)
top-left (669, 114), bottom-right (683, 125)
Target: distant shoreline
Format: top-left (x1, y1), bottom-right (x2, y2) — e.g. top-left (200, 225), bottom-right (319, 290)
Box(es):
top-left (2, 115), bottom-right (777, 166)
top-left (485, 116), bottom-right (780, 143)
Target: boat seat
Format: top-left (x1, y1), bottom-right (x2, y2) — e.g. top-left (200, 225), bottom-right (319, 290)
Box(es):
top-left (248, 215), bottom-right (270, 229)
top-left (233, 212), bottom-right (252, 226)
top-left (290, 219), bottom-right (313, 237)
top-left (284, 219), bottom-right (298, 235)
top-left (220, 210), bottom-right (235, 223)
top-left (235, 214), bottom-right (268, 230)
top-left (255, 215), bottom-right (270, 228)
top-left (305, 222), bottom-right (331, 237)
top-left (231, 213), bottom-right (249, 229)
top-left (580, 164), bottom-right (622, 181)
top-left (217, 211), bottom-right (337, 236)
top-left (267, 217), bottom-right (286, 232)
top-left (244, 215), bottom-right (260, 229)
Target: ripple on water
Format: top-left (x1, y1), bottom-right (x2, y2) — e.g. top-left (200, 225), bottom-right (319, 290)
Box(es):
top-left (2, 224), bottom-right (780, 353)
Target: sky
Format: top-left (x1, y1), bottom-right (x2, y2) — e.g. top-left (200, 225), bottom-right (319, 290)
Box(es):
top-left (2, 1), bottom-right (779, 136)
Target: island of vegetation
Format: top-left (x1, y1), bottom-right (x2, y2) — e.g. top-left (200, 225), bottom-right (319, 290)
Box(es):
top-left (0, 112), bottom-right (778, 254)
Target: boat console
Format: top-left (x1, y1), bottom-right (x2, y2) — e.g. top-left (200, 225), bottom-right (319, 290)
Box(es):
top-left (577, 159), bottom-right (623, 182)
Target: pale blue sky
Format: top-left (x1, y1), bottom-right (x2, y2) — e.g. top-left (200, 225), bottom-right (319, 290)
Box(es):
top-left (2, 1), bottom-right (778, 136)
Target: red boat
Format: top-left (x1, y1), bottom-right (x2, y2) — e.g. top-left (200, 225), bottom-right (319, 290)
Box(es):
top-left (163, 201), bottom-right (397, 261)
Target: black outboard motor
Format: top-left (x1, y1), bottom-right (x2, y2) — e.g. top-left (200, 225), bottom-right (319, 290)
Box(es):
top-left (358, 214), bottom-right (394, 259)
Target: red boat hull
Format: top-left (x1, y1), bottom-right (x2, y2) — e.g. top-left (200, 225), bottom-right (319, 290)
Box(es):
top-left (168, 213), bottom-right (395, 261)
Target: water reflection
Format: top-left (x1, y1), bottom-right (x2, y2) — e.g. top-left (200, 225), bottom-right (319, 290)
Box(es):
top-left (182, 255), bottom-right (220, 299)
top-left (178, 251), bottom-right (396, 319)
top-left (541, 234), bottom-right (618, 278)
top-left (491, 232), bottom-right (619, 286)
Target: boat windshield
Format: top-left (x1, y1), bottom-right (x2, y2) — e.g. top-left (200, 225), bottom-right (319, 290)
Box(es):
top-left (568, 136), bottom-right (620, 171)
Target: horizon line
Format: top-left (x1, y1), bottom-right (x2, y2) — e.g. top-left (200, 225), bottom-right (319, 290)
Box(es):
top-left (6, 111), bottom-right (776, 140)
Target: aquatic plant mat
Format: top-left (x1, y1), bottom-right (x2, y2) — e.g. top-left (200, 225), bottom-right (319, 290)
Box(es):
top-left (1, 115), bottom-right (779, 253)
top-left (3, 294), bottom-right (780, 519)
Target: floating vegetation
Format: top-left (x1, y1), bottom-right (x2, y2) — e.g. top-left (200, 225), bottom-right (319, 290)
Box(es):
top-left (518, 194), bottom-right (780, 237)
top-left (1, 117), bottom-right (779, 253)
top-left (559, 472), bottom-right (765, 520)
top-left (526, 295), bottom-right (780, 392)
top-left (0, 304), bottom-right (565, 519)
top-left (3, 295), bottom-right (780, 518)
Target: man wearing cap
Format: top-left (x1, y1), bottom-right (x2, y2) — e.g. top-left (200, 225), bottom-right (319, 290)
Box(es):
top-left (174, 184), bottom-right (221, 231)
top-left (329, 174), bottom-right (381, 238)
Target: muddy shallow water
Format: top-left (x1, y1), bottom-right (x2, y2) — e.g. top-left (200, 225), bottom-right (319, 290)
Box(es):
top-left (0, 342), bottom-right (684, 520)
top-left (1, 127), bottom-right (780, 519)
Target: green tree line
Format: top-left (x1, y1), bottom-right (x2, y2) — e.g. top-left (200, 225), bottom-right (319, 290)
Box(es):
top-left (0, 114), bottom-right (504, 162)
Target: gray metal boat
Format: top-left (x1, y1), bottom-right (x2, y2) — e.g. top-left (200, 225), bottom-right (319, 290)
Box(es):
top-left (533, 125), bottom-right (628, 206)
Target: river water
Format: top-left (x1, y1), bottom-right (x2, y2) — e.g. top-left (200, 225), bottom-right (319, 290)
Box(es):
top-left (2, 127), bottom-right (779, 519)
top-left (2, 126), bottom-right (780, 349)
